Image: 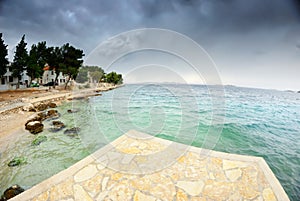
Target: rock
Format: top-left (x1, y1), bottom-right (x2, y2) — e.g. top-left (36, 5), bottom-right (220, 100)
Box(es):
top-left (8, 157), bottom-right (26, 167)
top-left (31, 136), bottom-right (47, 146)
top-left (25, 121), bottom-right (44, 134)
top-left (49, 121), bottom-right (65, 132)
top-left (64, 127), bottom-right (80, 138)
top-left (0, 185), bottom-right (24, 200)
top-left (22, 103), bottom-right (36, 112)
top-left (35, 103), bottom-right (48, 111)
top-left (46, 110), bottom-right (59, 119)
top-left (48, 102), bottom-right (57, 108)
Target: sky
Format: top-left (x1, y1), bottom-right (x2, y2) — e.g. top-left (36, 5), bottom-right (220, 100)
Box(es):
top-left (0, 0), bottom-right (299, 90)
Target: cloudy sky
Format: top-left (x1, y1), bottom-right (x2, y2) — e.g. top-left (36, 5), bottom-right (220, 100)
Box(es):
top-left (0, 0), bottom-right (299, 90)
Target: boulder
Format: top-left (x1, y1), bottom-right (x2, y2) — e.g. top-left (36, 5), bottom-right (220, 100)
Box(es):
top-left (0, 185), bottom-right (24, 201)
top-left (35, 103), bottom-right (48, 111)
top-left (29, 110), bottom-right (59, 121)
top-left (25, 121), bottom-right (44, 134)
top-left (64, 127), bottom-right (80, 138)
top-left (26, 113), bottom-right (44, 124)
top-left (49, 121), bottom-right (65, 132)
top-left (46, 110), bottom-right (59, 119)
top-left (47, 102), bottom-right (57, 108)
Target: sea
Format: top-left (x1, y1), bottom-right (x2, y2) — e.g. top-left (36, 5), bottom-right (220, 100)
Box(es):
top-left (0, 84), bottom-right (299, 200)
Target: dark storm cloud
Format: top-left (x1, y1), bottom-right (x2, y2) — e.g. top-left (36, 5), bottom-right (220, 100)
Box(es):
top-left (1, 0), bottom-right (299, 49)
top-left (0, 0), bottom-right (299, 89)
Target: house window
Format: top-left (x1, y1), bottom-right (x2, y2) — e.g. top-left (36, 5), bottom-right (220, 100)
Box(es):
top-left (8, 67), bottom-right (12, 72)
top-left (9, 76), bottom-right (13, 82)
top-left (52, 79), bottom-right (54, 82)
top-left (51, 71), bottom-right (54, 75)
top-left (1, 77), bottom-right (5, 85)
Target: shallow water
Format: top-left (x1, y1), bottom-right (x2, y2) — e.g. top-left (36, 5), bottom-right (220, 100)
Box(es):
top-left (0, 84), bottom-right (299, 200)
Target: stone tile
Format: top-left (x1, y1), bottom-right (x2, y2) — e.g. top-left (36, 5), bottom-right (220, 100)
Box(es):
top-left (202, 181), bottom-right (234, 201)
top-left (106, 179), bottom-right (134, 200)
top-left (263, 188), bottom-right (277, 201)
top-left (176, 181), bottom-right (204, 196)
top-left (190, 197), bottom-right (207, 201)
top-left (133, 190), bottom-right (156, 201)
top-left (82, 173), bottom-right (103, 195)
top-left (74, 164), bottom-right (98, 183)
top-left (31, 191), bottom-right (49, 201)
top-left (176, 189), bottom-right (188, 201)
top-left (223, 160), bottom-right (248, 170)
top-left (225, 168), bottom-right (242, 182)
top-left (238, 184), bottom-right (260, 200)
top-left (101, 176), bottom-right (110, 191)
top-left (73, 184), bottom-right (93, 201)
top-left (49, 178), bottom-right (74, 201)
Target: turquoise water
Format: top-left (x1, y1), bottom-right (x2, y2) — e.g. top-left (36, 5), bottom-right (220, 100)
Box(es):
top-left (0, 84), bottom-right (299, 200)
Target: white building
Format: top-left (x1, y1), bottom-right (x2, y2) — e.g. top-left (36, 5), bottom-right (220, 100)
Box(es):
top-left (41, 64), bottom-right (67, 85)
top-left (0, 64), bottom-right (30, 90)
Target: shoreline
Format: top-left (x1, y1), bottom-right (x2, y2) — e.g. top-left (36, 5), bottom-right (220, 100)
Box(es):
top-left (0, 84), bottom-right (122, 148)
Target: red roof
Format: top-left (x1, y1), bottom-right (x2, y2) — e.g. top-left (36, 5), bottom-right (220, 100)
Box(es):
top-left (43, 66), bottom-right (56, 71)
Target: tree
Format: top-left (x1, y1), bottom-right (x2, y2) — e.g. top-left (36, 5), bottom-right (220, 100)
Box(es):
top-left (105, 71), bottom-right (123, 85)
top-left (27, 42), bottom-right (49, 85)
top-left (76, 67), bottom-right (88, 83)
top-left (76, 66), bottom-right (105, 83)
top-left (60, 43), bottom-right (84, 89)
top-left (90, 71), bottom-right (103, 83)
top-left (46, 46), bottom-right (63, 88)
top-left (27, 44), bottom-right (39, 85)
top-left (0, 33), bottom-right (9, 78)
top-left (11, 34), bottom-right (28, 88)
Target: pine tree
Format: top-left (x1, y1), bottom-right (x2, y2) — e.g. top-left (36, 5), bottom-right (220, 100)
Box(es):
top-left (11, 34), bottom-right (28, 88)
top-left (27, 44), bottom-right (39, 85)
top-left (27, 41), bottom-right (48, 85)
top-left (0, 33), bottom-right (9, 78)
top-left (60, 43), bottom-right (84, 89)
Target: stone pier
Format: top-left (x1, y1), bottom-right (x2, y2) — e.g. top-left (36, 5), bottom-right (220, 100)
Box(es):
top-left (10, 130), bottom-right (289, 201)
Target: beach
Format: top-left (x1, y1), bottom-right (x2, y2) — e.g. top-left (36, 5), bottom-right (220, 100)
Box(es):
top-left (0, 84), bottom-right (119, 152)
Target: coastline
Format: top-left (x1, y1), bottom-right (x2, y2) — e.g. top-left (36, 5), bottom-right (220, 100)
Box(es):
top-left (0, 84), bottom-right (121, 149)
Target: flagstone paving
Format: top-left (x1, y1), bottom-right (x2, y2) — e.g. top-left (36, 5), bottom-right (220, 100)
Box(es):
top-left (11, 130), bottom-right (289, 201)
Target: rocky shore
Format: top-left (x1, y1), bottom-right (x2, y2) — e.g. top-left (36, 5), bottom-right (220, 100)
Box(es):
top-left (0, 84), bottom-right (121, 200)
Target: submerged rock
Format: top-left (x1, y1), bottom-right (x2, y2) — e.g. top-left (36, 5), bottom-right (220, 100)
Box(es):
top-left (49, 121), bottom-right (65, 132)
top-left (46, 110), bottom-right (59, 119)
top-left (31, 135), bottom-right (47, 146)
top-left (0, 185), bottom-right (24, 201)
top-left (64, 127), bottom-right (80, 138)
top-left (48, 102), bottom-right (57, 108)
top-left (67, 109), bottom-right (79, 113)
top-left (8, 157), bottom-right (26, 167)
top-left (25, 121), bottom-right (44, 134)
